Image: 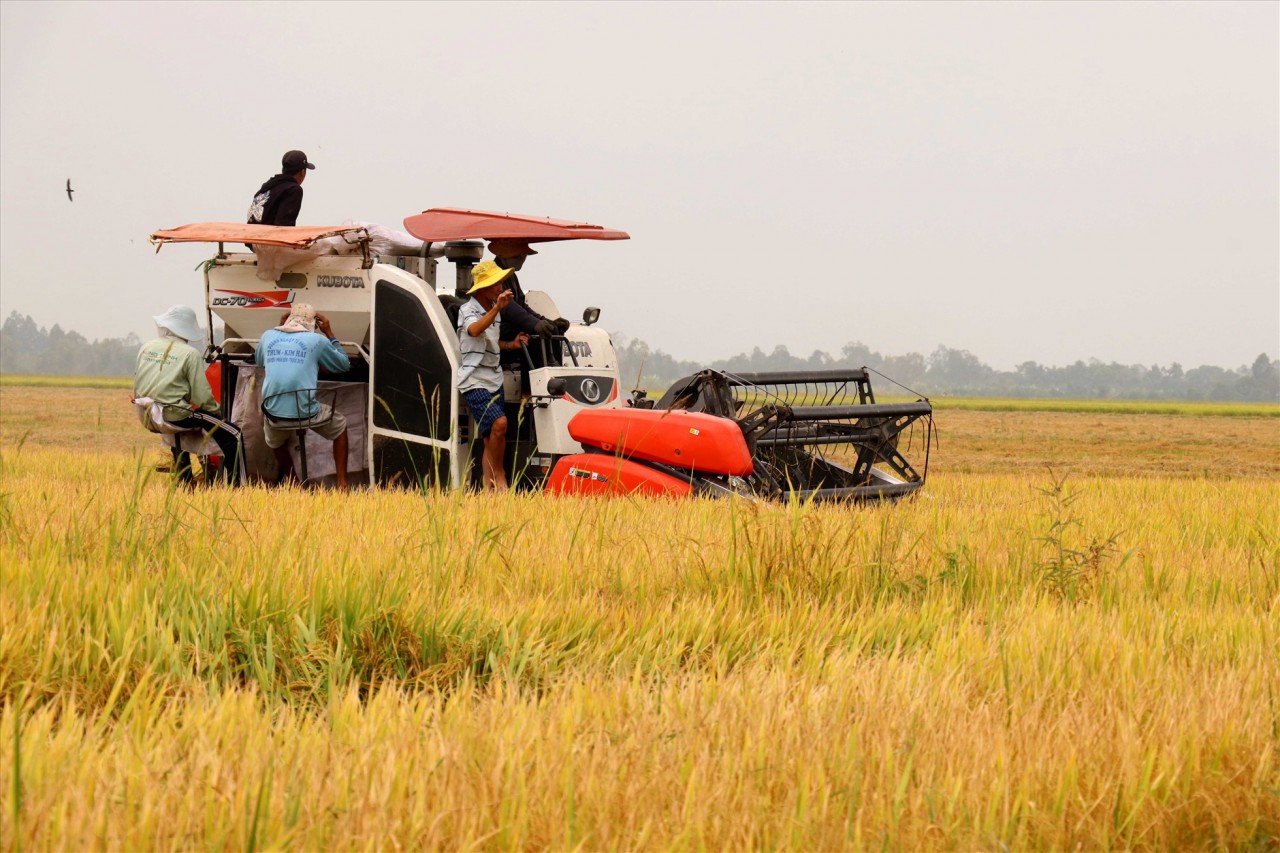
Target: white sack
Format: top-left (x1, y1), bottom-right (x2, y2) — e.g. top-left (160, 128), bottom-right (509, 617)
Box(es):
top-left (341, 220), bottom-right (425, 257)
top-left (253, 242), bottom-right (336, 282)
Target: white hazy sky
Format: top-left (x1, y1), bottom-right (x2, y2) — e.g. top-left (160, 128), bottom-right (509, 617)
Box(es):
top-left (1, 0), bottom-right (1276, 370)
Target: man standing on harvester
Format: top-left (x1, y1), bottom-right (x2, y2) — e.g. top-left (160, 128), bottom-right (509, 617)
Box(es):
top-left (247, 149), bottom-right (315, 227)
top-left (458, 260), bottom-right (529, 490)
top-left (488, 239), bottom-right (570, 367)
top-left (256, 303), bottom-right (352, 490)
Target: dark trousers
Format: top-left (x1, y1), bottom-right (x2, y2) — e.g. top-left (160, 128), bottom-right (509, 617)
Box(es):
top-left (168, 413), bottom-right (243, 486)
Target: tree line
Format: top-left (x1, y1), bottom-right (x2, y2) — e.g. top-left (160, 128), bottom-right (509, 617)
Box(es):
top-left (0, 313), bottom-right (141, 376)
top-left (613, 335), bottom-right (1279, 403)
top-left (2, 311), bottom-right (1276, 402)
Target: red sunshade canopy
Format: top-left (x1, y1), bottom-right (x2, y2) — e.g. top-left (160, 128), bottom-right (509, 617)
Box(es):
top-left (403, 208), bottom-right (629, 244)
top-left (149, 223), bottom-right (368, 249)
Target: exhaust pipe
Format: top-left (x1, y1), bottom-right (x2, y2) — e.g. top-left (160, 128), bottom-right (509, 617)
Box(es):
top-left (444, 240), bottom-right (485, 298)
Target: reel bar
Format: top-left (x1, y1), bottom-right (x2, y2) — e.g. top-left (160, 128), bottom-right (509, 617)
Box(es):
top-left (789, 482), bottom-right (922, 502)
top-left (722, 369), bottom-right (871, 386)
top-left (785, 402), bottom-right (934, 421)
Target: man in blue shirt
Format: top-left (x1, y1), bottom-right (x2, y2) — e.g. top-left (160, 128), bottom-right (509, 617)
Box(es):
top-left (256, 303), bottom-right (352, 489)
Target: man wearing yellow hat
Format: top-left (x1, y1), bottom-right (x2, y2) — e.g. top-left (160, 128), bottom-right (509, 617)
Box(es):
top-left (458, 260), bottom-right (530, 490)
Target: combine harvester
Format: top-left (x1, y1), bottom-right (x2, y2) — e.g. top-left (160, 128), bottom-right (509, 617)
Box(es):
top-left (150, 209), bottom-right (932, 501)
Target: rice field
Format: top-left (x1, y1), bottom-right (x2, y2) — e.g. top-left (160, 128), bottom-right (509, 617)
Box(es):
top-left (1, 378), bottom-right (1277, 850)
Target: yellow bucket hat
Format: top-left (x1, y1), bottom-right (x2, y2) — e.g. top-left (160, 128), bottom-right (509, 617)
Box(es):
top-left (467, 260), bottom-right (515, 295)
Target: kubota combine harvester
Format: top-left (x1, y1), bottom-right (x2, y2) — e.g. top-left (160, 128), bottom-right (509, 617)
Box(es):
top-left (149, 208), bottom-right (932, 500)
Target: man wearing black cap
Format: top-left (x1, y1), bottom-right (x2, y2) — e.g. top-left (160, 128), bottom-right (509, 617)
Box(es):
top-left (488, 239), bottom-right (570, 369)
top-left (247, 150), bottom-right (316, 227)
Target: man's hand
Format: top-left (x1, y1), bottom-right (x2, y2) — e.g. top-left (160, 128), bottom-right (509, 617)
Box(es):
top-left (316, 314), bottom-right (334, 339)
top-left (554, 317), bottom-right (571, 334)
top-left (500, 333), bottom-right (531, 352)
top-left (496, 290), bottom-right (515, 310)
top-left (533, 318), bottom-right (558, 337)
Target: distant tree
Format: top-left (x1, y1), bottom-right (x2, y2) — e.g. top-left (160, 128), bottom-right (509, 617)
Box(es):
top-left (0, 312), bottom-right (140, 376)
top-left (1239, 353), bottom-right (1280, 402)
top-left (805, 349), bottom-right (832, 368)
top-left (0, 312), bottom-right (48, 372)
top-left (839, 341), bottom-right (880, 367)
top-left (926, 346), bottom-right (992, 392)
top-left (880, 352), bottom-right (926, 388)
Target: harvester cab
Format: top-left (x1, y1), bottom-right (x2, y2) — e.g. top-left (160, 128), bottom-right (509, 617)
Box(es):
top-left (149, 209), bottom-right (630, 490)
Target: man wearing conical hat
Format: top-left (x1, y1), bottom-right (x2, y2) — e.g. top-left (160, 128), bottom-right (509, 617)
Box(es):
top-left (458, 260), bottom-right (530, 490)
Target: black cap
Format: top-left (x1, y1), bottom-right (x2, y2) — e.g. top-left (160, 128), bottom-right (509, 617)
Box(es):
top-left (282, 150), bottom-right (316, 173)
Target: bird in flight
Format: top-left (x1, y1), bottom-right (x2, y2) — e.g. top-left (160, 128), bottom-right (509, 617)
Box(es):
top-left (66, 179), bottom-right (74, 202)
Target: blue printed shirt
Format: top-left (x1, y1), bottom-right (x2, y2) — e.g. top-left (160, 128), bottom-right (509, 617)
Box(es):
top-left (255, 329), bottom-right (351, 418)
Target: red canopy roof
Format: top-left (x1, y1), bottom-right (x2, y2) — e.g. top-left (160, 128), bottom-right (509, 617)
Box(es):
top-left (403, 208), bottom-right (629, 244)
top-left (149, 223), bottom-right (367, 249)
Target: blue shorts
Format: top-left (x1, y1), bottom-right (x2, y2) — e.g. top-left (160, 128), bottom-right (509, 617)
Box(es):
top-left (462, 388), bottom-right (505, 438)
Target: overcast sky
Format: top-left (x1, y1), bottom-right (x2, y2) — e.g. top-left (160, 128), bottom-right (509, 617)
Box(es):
top-left (1, 0), bottom-right (1276, 370)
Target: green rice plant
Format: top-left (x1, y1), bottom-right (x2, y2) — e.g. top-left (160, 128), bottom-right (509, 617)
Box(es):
top-left (1033, 471), bottom-right (1132, 601)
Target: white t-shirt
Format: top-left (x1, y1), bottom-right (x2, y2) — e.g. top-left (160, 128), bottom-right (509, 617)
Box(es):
top-left (457, 298), bottom-right (502, 393)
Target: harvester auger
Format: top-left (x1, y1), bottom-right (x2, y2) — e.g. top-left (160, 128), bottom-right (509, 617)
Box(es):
top-left (655, 368), bottom-right (934, 501)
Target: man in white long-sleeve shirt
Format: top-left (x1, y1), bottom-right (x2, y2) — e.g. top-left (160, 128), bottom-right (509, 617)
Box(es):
top-left (133, 305), bottom-right (242, 485)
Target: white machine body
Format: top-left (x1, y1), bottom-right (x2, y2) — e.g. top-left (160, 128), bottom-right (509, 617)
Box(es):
top-left (204, 250), bottom-right (623, 489)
